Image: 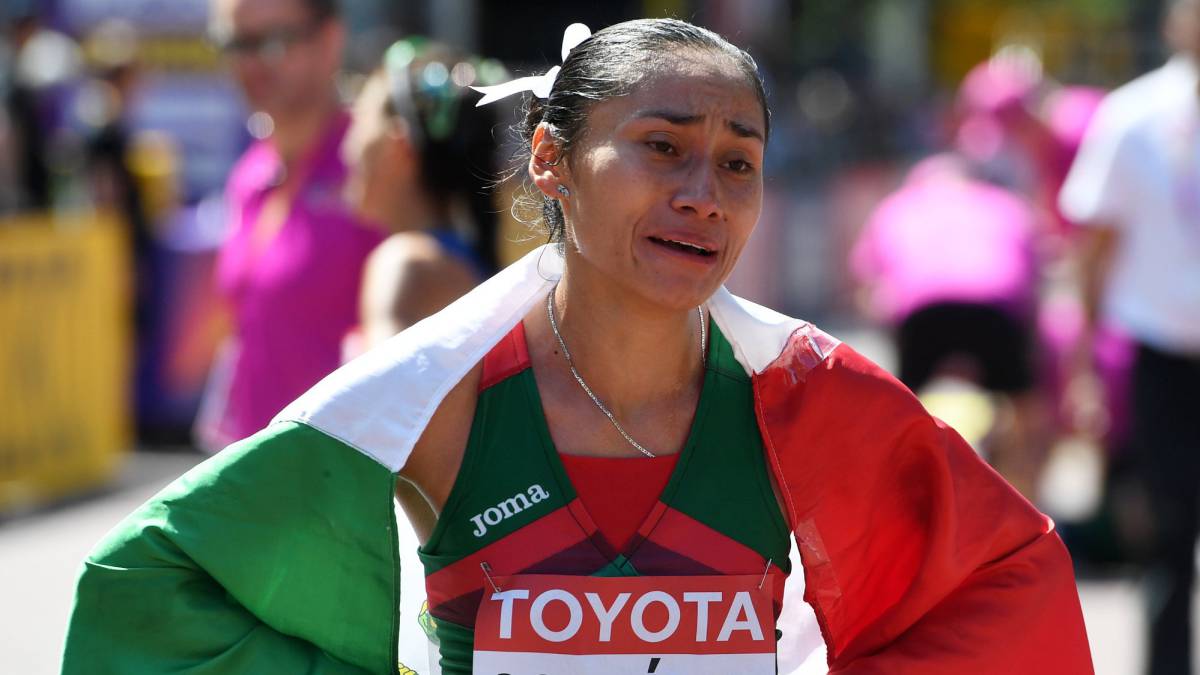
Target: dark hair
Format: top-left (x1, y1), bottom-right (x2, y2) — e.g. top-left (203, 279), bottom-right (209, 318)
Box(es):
top-left (382, 39), bottom-right (507, 273)
top-left (298, 0), bottom-right (338, 22)
top-left (515, 18), bottom-right (769, 243)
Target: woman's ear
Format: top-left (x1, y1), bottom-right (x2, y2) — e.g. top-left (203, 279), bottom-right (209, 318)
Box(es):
top-left (528, 123), bottom-right (568, 200)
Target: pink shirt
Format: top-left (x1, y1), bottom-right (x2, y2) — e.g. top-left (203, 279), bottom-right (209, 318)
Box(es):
top-left (851, 157), bottom-right (1037, 324)
top-left (214, 112), bottom-right (383, 442)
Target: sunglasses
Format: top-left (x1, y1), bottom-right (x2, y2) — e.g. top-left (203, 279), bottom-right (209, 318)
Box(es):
top-left (213, 22), bottom-right (323, 63)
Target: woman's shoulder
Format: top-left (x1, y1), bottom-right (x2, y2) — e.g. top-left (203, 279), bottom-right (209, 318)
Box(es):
top-left (366, 231), bottom-right (478, 288)
top-left (755, 320), bottom-right (922, 421)
top-left (708, 288), bottom-right (842, 376)
top-left (374, 230), bottom-right (450, 260)
top-left (710, 293), bottom-right (928, 445)
top-left (718, 294), bottom-right (927, 448)
top-left (709, 289), bottom-right (900, 398)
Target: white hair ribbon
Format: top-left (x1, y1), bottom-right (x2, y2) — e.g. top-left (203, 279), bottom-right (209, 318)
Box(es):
top-left (472, 23), bottom-right (592, 106)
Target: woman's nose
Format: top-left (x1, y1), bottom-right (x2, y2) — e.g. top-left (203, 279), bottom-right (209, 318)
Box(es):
top-left (669, 160), bottom-right (723, 221)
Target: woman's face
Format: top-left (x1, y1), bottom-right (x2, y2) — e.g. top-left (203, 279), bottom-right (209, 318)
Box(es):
top-left (550, 50), bottom-right (766, 311)
top-left (341, 74), bottom-right (405, 227)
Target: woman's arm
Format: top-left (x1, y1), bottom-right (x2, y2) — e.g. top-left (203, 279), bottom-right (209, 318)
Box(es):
top-left (383, 361), bottom-right (480, 545)
top-left (397, 362), bottom-right (481, 515)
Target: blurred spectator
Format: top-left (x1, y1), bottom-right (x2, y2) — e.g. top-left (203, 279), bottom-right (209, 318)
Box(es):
top-left (1, 11), bottom-right (54, 212)
top-left (949, 51), bottom-right (1138, 530)
top-left (956, 48), bottom-right (1107, 240)
top-left (954, 48), bottom-right (1045, 196)
top-left (194, 0), bottom-right (383, 452)
top-left (1059, 1), bottom-right (1200, 672)
top-left (78, 20), bottom-right (151, 248)
top-left (1034, 84), bottom-right (1132, 444)
top-left (850, 153), bottom-right (1046, 498)
top-left (342, 38), bottom-right (505, 351)
top-left (77, 20), bottom-right (161, 340)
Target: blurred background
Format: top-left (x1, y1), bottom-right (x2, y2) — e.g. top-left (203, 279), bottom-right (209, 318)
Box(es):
top-left (0, 0), bottom-right (1191, 673)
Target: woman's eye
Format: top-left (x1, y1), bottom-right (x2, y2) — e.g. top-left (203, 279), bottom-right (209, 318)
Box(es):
top-left (725, 159), bottom-right (755, 174)
top-left (647, 140), bottom-right (676, 155)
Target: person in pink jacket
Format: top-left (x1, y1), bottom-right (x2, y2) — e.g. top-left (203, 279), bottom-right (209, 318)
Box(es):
top-left (196, 0), bottom-right (383, 450)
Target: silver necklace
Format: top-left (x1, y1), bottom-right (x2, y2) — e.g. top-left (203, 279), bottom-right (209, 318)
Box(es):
top-left (546, 289), bottom-right (706, 459)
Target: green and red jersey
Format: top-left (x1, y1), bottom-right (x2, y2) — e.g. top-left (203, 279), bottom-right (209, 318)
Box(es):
top-left (418, 322), bottom-right (791, 672)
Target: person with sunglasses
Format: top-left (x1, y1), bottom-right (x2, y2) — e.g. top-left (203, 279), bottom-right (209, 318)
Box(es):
top-left (195, 0), bottom-right (384, 453)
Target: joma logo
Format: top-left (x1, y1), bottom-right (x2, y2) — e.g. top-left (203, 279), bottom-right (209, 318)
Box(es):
top-left (470, 484), bottom-right (551, 537)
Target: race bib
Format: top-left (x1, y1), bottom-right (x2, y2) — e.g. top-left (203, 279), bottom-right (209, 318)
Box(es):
top-left (473, 574), bottom-right (776, 675)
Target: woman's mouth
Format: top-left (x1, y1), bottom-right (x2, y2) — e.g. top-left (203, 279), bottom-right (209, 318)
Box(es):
top-left (647, 236), bottom-right (716, 258)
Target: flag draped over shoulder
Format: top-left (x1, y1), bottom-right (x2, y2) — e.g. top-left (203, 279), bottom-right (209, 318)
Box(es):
top-left (754, 327), bottom-right (1094, 673)
top-left (63, 245), bottom-right (1093, 674)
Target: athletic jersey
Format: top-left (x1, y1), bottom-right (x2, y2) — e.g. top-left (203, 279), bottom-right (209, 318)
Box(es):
top-left (417, 320), bottom-right (792, 673)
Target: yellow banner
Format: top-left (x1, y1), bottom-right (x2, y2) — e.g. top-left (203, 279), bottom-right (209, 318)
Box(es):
top-left (0, 212), bottom-right (131, 512)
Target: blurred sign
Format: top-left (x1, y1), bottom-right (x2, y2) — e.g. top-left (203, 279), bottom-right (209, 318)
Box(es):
top-left (930, 2), bottom-right (1133, 86)
top-left (129, 74), bottom-right (248, 202)
top-left (53, 0), bottom-right (209, 36)
top-left (49, 0), bottom-right (249, 202)
top-left (0, 213), bottom-right (131, 513)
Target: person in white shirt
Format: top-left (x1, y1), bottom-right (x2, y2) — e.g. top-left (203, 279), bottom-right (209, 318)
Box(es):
top-left (1060, 1), bottom-right (1200, 672)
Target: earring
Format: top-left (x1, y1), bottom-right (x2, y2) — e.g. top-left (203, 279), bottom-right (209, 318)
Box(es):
top-left (556, 185), bottom-right (571, 198)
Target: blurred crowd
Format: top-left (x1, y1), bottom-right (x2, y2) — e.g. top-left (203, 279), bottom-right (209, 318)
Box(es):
top-left (1, 0), bottom-right (1198, 672)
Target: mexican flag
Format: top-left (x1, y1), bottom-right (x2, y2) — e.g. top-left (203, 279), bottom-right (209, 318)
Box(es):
top-left (63, 246), bottom-right (1093, 674)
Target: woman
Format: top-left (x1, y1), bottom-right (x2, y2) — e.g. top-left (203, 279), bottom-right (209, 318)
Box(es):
top-left (341, 38), bottom-right (502, 351)
top-left (64, 19), bottom-right (1092, 675)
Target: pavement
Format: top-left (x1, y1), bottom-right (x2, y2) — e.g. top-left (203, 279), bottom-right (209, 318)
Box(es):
top-left (0, 450), bottom-right (205, 675)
